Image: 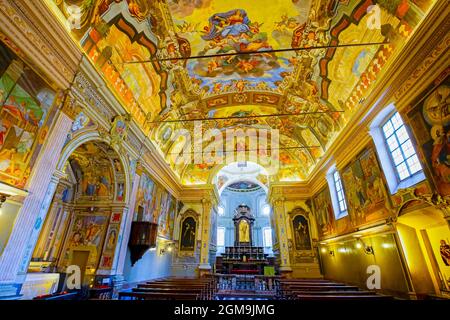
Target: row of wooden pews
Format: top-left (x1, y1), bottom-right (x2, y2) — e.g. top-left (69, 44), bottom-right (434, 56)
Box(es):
top-left (118, 277), bottom-right (216, 300)
top-left (276, 278), bottom-right (394, 301)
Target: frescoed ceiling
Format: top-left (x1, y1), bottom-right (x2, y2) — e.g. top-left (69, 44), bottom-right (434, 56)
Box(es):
top-left (46, 0), bottom-right (436, 185)
top-left (168, 0), bottom-right (313, 92)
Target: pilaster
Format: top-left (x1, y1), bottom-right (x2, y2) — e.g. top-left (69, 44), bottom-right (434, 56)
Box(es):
top-left (199, 198), bottom-right (213, 274)
top-left (0, 109), bottom-right (73, 298)
top-left (271, 197), bottom-right (293, 276)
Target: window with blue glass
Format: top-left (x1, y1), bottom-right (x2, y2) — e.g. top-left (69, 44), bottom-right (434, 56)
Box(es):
top-left (382, 112), bottom-right (423, 181)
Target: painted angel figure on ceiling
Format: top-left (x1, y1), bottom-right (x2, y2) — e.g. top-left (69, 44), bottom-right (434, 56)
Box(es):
top-left (201, 9), bottom-right (251, 40)
top-left (195, 9), bottom-right (278, 80)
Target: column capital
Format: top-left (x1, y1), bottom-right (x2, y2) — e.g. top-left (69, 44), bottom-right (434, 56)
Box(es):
top-left (201, 198), bottom-right (211, 205)
top-left (52, 169), bottom-right (67, 181)
top-left (58, 92), bottom-right (81, 120)
top-left (272, 197), bottom-right (285, 207)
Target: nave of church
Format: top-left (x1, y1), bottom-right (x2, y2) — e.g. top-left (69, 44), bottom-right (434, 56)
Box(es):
top-left (0, 0), bottom-right (449, 303)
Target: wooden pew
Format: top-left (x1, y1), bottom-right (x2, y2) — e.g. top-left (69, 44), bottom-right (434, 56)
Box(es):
top-left (276, 278), bottom-right (393, 301)
top-left (297, 294), bottom-right (393, 301)
top-left (140, 283), bottom-right (207, 287)
top-left (282, 285), bottom-right (360, 291)
top-left (119, 291), bottom-right (199, 300)
top-left (292, 290), bottom-right (377, 296)
top-left (280, 282), bottom-right (346, 286)
top-left (133, 287), bottom-right (204, 293)
top-left (119, 277), bottom-right (216, 300)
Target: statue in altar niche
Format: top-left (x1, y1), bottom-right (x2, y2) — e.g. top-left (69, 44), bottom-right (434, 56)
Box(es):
top-left (239, 220), bottom-right (250, 243)
top-left (233, 204), bottom-right (255, 246)
top-left (293, 215), bottom-right (312, 250)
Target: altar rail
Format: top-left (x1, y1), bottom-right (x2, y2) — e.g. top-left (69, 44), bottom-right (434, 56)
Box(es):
top-left (212, 273), bottom-right (283, 294)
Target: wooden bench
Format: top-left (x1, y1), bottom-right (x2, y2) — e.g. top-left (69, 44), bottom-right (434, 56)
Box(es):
top-left (296, 294), bottom-right (393, 301)
top-left (119, 277), bottom-right (216, 300)
top-left (140, 283), bottom-right (208, 287)
top-left (283, 285), bottom-right (360, 291)
top-left (133, 287), bottom-right (204, 293)
top-left (280, 282), bottom-right (346, 287)
top-left (275, 278), bottom-right (393, 301)
top-left (292, 290), bottom-right (377, 296)
top-left (119, 291), bottom-right (199, 300)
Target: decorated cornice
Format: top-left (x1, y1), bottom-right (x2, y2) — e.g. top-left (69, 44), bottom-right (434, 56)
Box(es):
top-left (0, 0), bottom-right (81, 89)
top-left (268, 182), bottom-right (312, 202)
top-left (179, 185), bottom-right (218, 205)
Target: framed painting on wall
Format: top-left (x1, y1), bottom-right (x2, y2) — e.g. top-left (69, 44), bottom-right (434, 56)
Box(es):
top-left (180, 217), bottom-right (196, 251)
top-left (292, 215), bottom-right (312, 251)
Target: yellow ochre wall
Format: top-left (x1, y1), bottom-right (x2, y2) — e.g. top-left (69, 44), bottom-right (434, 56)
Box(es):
top-left (319, 233), bottom-right (411, 297)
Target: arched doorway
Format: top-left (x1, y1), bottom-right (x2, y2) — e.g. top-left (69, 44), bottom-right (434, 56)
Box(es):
top-left (213, 162), bottom-right (275, 276)
top-left (31, 140), bottom-right (127, 294)
top-left (396, 202), bottom-right (450, 297)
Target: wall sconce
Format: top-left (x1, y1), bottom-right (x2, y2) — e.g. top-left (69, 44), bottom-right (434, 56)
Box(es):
top-left (356, 239), bottom-right (374, 255)
top-left (364, 246), bottom-right (374, 255)
top-left (160, 243), bottom-right (174, 255)
top-left (329, 250), bottom-right (335, 257)
top-left (0, 193), bottom-right (10, 215)
top-left (0, 193), bottom-right (7, 207)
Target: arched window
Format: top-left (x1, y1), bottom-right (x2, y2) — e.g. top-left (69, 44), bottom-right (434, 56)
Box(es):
top-left (326, 166), bottom-right (348, 219)
top-left (263, 227), bottom-right (273, 248)
top-left (370, 105), bottom-right (426, 194)
top-left (217, 227), bottom-right (225, 247)
top-left (382, 112), bottom-right (423, 181)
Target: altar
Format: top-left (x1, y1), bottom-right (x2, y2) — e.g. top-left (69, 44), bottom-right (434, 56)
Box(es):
top-left (217, 204), bottom-right (272, 275)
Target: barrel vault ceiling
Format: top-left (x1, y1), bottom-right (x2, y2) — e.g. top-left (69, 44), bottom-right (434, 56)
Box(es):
top-left (47, 0), bottom-right (435, 185)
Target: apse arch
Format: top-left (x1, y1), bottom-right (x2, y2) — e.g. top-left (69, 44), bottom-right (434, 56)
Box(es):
top-left (213, 162), bottom-right (276, 258)
top-left (212, 161), bottom-right (270, 196)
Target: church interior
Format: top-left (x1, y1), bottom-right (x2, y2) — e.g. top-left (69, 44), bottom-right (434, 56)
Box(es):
top-left (0, 0), bottom-right (448, 301)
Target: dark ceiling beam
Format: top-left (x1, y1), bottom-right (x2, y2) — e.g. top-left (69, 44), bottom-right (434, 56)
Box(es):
top-left (167, 146), bottom-right (322, 155)
top-left (119, 41), bottom-right (389, 64)
top-left (151, 110), bottom-right (344, 124)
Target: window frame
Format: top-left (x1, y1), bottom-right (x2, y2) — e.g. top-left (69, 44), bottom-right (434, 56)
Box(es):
top-left (369, 104), bottom-right (426, 194)
top-left (217, 227), bottom-right (225, 247)
top-left (381, 112), bottom-right (423, 183)
top-left (326, 167), bottom-right (349, 220)
top-left (332, 170), bottom-right (348, 216)
top-left (262, 227), bottom-right (273, 248)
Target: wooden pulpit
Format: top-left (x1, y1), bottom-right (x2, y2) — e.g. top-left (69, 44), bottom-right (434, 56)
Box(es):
top-left (128, 221), bottom-right (158, 266)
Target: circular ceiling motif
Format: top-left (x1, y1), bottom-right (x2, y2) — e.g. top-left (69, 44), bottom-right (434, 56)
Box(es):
top-left (226, 181), bottom-right (262, 192)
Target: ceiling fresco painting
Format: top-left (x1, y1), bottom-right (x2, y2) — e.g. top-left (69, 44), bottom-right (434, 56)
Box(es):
top-left (169, 0), bottom-right (312, 93)
top-left (96, 25), bottom-right (163, 119)
top-left (47, 0), bottom-right (436, 185)
top-left (50, 0), bottom-right (169, 127)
